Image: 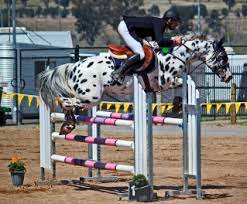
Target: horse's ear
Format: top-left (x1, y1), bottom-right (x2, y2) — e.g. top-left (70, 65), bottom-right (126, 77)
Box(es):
top-left (219, 36), bottom-right (225, 46)
top-left (213, 41), bottom-right (218, 50)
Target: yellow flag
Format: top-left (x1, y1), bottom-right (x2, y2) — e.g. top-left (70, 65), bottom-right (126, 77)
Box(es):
top-left (99, 102), bottom-right (103, 110)
top-left (235, 102), bottom-right (242, 114)
top-left (17, 94), bottom-right (24, 105)
top-left (123, 103), bottom-right (130, 112)
top-left (206, 103), bottom-right (213, 114)
top-left (106, 103), bottom-right (112, 110)
top-left (36, 98), bottom-right (40, 107)
top-left (216, 103), bottom-right (222, 113)
top-left (167, 104), bottom-right (173, 111)
top-left (225, 103), bottom-right (231, 114)
top-left (10, 92), bottom-right (15, 100)
top-left (2, 92), bottom-right (7, 99)
top-left (27, 95), bottom-right (34, 106)
top-left (115, 103), bottom-right (121, 112)
top-left (152, 104), bottom-right (156, 112)
top-left (161, 105), bottom-right (167, 114)
top-left (245, 102), bottom-right (247, 112)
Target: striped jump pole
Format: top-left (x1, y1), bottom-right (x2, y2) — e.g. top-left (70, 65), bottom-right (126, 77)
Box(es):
top-left (95, 111), bottom-right (134, 120)
top-left (52, 132), bottom-right (134, 149)
top-left (51, 112), bottom-right (182, 126)
top-left (51, 154), bottom-right (134, 173)
top-left (51, 113), bottom-right (134, 127)
top-left (96, 111), bottom-right (182, 126)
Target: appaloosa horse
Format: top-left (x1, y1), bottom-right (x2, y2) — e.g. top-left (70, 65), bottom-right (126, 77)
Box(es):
top-left (39, 34), bottom-right (232, 134)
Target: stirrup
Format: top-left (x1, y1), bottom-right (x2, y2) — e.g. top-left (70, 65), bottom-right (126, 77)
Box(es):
top-left (111, 70), bottom-right (121, 81)
top-left (110, 71), bottom-right (125, 85)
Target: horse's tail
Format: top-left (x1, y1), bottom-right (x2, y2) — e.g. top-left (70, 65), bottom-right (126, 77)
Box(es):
top-left (38, 63), bottom-right (73, 110)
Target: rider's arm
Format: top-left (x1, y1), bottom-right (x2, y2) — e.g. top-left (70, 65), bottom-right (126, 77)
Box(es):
top-left (152, 18), bottom-right (174, 47)
top-left (157, 38), bottom-right (174, 47)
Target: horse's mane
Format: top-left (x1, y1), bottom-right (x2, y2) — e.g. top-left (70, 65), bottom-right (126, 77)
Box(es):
top-left (182, 33), bottom-right (214, 41)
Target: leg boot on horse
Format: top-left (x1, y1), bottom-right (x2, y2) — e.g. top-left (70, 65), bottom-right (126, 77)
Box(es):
top-left (59, 110), bottom-right (76, 135)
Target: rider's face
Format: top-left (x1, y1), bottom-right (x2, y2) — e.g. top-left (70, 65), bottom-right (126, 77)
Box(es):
top-left (167, 19), bottom-right (178, 30)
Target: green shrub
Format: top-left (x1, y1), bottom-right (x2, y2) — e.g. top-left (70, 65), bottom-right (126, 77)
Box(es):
top-left (132, 174), bottom-right (148, 188)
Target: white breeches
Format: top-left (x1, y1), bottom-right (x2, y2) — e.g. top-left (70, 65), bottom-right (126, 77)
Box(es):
top-left (117, 20), bottom-right (145, 60)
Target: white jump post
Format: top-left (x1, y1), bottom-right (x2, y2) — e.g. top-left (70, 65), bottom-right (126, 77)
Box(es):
top-left (183, 74), bottom-right (202, 199)
top-left (164, 73), bottom-right (202, 199)
top-left (39, 96), bottom-right (52, 177)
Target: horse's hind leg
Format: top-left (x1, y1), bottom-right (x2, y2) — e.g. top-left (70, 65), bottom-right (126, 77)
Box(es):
top-left (169, 77), bottom-right (183, 89)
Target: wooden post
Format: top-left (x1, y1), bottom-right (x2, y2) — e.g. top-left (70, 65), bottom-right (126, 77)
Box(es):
top-left (230, 83), bottom-right (237, 124)
top-left (156, 93), bottom-right (161, 116)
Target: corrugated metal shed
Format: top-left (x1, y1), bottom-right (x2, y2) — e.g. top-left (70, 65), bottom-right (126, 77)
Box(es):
top-left (0, 28), bottom-right (73, 48)
top-left (0, 28), bottom-right (73, 121)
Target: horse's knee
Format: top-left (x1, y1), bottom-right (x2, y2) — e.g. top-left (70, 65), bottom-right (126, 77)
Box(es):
top-left (169, 77), bottom-right (183, 89)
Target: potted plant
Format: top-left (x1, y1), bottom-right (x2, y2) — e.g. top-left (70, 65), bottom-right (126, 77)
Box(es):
top-left (8, 156), bottom-right (26, 186)
top-left (130, 174), bottom-right (152, 202)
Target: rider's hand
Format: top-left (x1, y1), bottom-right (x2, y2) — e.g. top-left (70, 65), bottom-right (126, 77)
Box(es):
top-left (143, 39), bottom-right (149, 46)
top-left (149, 41), bottom-right (159, 50)
top-left (173, 36), bottom-right (182, 45)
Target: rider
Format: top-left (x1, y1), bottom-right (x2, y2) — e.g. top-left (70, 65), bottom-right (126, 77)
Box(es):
top-left (111, 7), bottom-right (182, 84)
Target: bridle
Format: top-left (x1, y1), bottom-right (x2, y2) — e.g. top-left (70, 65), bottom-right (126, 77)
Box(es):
top-left (170, 39), bottom-right (228, 75)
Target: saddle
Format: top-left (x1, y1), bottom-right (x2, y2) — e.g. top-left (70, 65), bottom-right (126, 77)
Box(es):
top-left (107, 44), bottom-right (154, 72)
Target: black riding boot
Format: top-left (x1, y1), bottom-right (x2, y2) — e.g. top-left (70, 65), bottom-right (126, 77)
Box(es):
top-left (111, 54), bottom-right (141, 84)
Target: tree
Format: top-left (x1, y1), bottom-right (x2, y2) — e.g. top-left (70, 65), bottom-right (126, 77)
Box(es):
top-left (206, 9), bottom-right (222, 33)
top-left (54, 0), bottom-right (70, 9)
top-left (71, 0), bottom-right (146, 45)
top-left (35, 6), bottom-right (43, 17)
top-left (235, 9), bottom-right (240, 17)
top-left (199, 4), bottom-right (208, 17)
top-left (242, 4), bottom-right (247, 18)
top-left (172, 4), bottom-right (207, 34)
top-left (223, 0), bottom-right (236, 11)
top-left (147, 4), bottom-right (160, 17)
top-left (42, 0), bottom-right (50, 9)
top-left (221, 8), bottom-right (229, 18)
top-left (20, 0), bottom-right (29, 8)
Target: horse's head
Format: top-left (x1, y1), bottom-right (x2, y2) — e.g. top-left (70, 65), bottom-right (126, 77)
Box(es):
top-left (204, 37), bottom-right (232, 83)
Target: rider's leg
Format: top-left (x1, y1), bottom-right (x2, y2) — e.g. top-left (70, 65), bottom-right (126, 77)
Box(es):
top-left (111, 20), bottom-right (145, 83)
top-left (111, 53), bottom-right (141, 82)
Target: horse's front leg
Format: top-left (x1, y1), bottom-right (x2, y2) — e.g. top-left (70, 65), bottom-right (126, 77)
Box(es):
top-left (58, 97), bottom-right (85, 111)
top-left (169, 77), bottom-right (183, 89)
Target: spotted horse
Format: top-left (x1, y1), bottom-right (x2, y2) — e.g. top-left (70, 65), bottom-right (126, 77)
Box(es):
top-left (39, 34), bottom-right (232, 134)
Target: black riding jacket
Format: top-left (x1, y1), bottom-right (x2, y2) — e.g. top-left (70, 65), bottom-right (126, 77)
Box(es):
top-left (123, 16), bottom-right (173, 47)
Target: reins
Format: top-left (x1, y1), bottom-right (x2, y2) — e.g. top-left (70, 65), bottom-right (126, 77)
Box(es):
top-left (170, 39), bottom-right (218, 75)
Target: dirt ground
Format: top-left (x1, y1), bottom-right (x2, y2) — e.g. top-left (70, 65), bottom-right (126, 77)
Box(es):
top-left (0, 124), bottom-right (247, 204)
